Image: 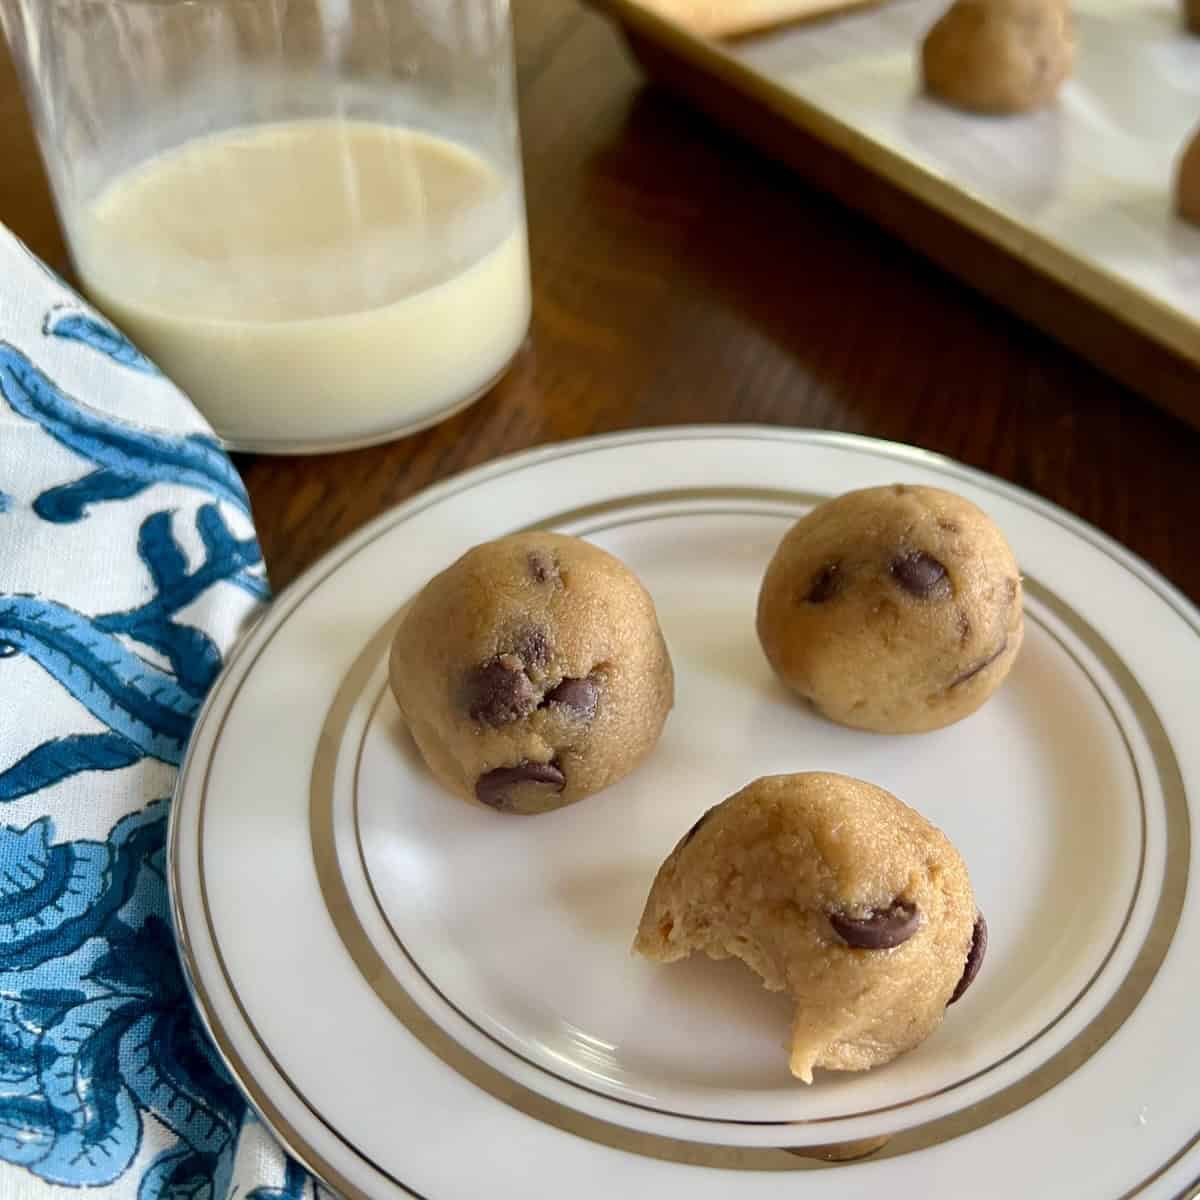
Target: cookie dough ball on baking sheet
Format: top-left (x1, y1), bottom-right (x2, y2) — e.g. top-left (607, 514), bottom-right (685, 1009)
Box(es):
top-left (922, 0), bottom-right (1073, 115)
top-left (1176, 123), bottom-right (1200, 227)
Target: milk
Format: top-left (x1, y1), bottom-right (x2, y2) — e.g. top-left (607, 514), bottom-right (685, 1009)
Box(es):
top-left (70, 120), bottom-right (531, 450)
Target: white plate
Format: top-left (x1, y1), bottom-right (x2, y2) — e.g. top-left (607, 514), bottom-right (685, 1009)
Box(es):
top-left (170, 428), bottom-right (1200, 1199)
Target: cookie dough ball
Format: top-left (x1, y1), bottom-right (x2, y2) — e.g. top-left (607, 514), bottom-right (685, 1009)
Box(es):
top-left (756, 484), bottom-right (1023, 734)
top-left (389, 532), bottom-right (674, 815)
top-left (635, 773), bottom-right (986, 1083)
top-left (1176, 124), bottom-right (1200, 226)
top-left (921, 0), bottom-right (1073, 115)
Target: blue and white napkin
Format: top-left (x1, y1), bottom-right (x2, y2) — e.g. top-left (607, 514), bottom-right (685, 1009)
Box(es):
top-left (0, 225), bottom-right (322, 1200)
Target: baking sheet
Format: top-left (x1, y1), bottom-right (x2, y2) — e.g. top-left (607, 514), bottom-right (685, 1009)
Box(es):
top-left (592, 0), bottom-right (1200, 370)
top-left (742, 0), bottom-right (1200, 326)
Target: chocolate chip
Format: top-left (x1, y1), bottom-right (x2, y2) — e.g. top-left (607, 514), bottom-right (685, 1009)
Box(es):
top-left (805, 563), bottom-right (841, 604)
top-left (1006, 577), bottom-right (1020, 603)
top-left (950, 637), bottom-right (1008, 688)
top-left (948, 912), bottom-right (988, 1004)
top-left (543, 675), bottom-right (599, 719)
top-left (829, 900), bottom-right (920, 950)
top-left (464, 659), bottom-right (537, 726)
top-left (475, 760), bottom-right (565, 811)
top-left (528, 551), bottom-right (558, 583)
top-left (515, 626), bottom-right (551, 670)
top-left (890, 551), bottom-right (949, 598)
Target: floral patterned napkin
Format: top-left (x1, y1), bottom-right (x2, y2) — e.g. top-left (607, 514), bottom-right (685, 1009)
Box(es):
top-left (0, 225), bottom-right (321, 1200)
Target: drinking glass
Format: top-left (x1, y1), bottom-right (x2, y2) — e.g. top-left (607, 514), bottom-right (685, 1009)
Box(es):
top-left (2, 0), bottom-right (531, 452)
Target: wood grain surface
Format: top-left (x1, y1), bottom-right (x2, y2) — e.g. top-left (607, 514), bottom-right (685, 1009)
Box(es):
top-left (2, 0), bottom-right (1198, 605)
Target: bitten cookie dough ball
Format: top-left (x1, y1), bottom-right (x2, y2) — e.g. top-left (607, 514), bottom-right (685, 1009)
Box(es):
top-left (756, 484), bottom-right (1023, 734)
top-left (389, 532), bottom-right (674, 815)
top-left (921, 0), bottom-right (1073, 115)
top-left (635, 773), bottom-right (986, 1083)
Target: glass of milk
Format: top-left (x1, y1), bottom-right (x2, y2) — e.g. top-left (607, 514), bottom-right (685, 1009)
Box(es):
top-left (1, 0), bottom-right (531, 452)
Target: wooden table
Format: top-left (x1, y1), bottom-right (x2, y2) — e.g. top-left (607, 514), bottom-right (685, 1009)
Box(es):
top-left (3, 0), bottom-right (1199, 605)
